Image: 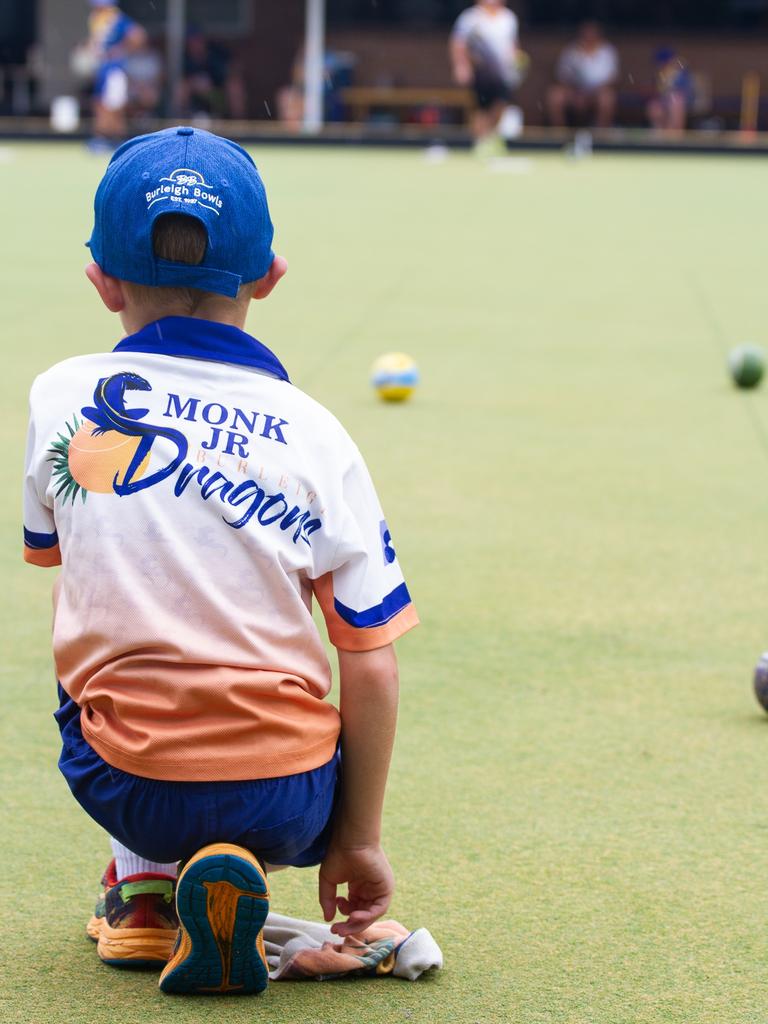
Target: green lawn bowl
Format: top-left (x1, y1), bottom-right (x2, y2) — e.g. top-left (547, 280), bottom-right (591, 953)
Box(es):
top-left (728, 344), bottom-right (765, 389)
top-left (754, 652), bottom-right (768, 712)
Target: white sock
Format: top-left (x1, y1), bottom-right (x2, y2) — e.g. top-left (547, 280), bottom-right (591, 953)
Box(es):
top-left (110, 837), bottom-right (178, 880)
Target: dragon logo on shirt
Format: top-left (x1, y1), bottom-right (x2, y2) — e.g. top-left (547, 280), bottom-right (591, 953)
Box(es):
top-left (49, 372), bottom-right (187, 501)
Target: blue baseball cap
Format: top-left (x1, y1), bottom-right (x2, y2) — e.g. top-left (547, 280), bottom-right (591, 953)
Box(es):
top-left (87, 126), bottom-right (275, 298)
top-left (654, 47), bottom-right (677, 65)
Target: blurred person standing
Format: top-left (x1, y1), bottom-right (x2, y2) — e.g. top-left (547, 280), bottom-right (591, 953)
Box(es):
top-left (647, 48), bottom-right (693, 133)
top-left (85, 0), bottom-right (147, 147)
top-left (547, 22), bottom-right (618, 128)
top-left (450, 1), bottom-right (523, 148)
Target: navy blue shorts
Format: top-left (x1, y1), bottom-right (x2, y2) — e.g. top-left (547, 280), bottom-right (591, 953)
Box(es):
top-left (55, 687), bottom-right (340, 867)
top-left (473, 68), bottom-right (513, 111)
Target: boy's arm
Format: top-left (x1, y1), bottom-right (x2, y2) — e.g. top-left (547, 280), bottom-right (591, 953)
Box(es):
top-left (318, 643), bottom-right (399, 937)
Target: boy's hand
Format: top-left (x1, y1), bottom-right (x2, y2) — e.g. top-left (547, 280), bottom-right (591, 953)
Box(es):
top-left (318, 841), bottom-right (394, 937)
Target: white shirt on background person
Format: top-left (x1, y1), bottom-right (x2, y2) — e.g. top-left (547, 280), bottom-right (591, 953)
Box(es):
top-left (452, 5), bottom-right (519, 81)
top-left (557, 42), bottom-right (619, 92)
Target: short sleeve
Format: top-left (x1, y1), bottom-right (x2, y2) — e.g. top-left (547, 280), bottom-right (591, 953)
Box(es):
top-left (506, 10), bottom-right (519, 44)
top-left (23, 386), bottom-right (61, 568)
top-left (451, 9), bottom-right (476, 41)
top-left (313, 449), bottom-right (418, 652)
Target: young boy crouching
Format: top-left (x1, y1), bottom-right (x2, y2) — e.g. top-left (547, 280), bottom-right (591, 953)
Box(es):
top-left (23, 126), bottom-right (417, 995)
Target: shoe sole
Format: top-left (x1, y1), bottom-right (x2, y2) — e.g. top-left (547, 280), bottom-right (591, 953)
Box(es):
top-left (87, 915), bottom-right (177, 969)
top-left (158, 844), bottom-right (269, 996)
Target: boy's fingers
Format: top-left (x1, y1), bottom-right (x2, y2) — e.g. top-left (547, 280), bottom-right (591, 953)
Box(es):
top-left (330, 909), bottom-right (377, 937)
top-left (318, 876), bottom-right (338, 922)
top-left (330, 894), bottom-right (391, 937)
top-left (320, 902), bottom-right (336, 922)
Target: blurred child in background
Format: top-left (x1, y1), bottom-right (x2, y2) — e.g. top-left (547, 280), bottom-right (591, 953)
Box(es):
top-left (84, 0), bottom-right (148, 147)
top-left (647, 48), bottom-right (694, 133)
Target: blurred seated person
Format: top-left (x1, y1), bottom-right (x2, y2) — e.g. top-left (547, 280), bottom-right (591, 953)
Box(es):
top-left (277, 50), bottom-right (355, 128)
top-left (547, 22), bottom-right (618, 128)
top-left (176, 27), bottom-right (246, 120)
top-left (1, 39), bottom-right (42, 116)
top-left (124, 47), bottom-right (163, 118)
top-left (277, 49), bottom-right (310, 129)
top-left (647, 48), bottom-right (693, 133)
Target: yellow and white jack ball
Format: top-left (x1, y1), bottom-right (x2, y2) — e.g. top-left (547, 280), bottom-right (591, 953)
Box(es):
top-left (371, 352), bottom-right (419, 403)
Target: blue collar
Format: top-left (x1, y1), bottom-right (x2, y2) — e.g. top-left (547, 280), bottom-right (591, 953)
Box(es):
top-left (113, 317), bottom-right (290, 383)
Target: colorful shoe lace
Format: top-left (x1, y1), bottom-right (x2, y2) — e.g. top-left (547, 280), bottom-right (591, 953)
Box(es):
top-left (159, 843), bottom-right (270, 996)
top-left (86, 859), bottom-right (179, 968)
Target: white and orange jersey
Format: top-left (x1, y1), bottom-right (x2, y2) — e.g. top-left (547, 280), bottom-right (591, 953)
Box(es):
top-left (24, 317), bottom-right (418, 782)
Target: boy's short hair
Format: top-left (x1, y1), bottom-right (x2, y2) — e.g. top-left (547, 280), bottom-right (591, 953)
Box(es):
top-left (154, 213), bottom-right (207, 265)
top-left (124, 214), bottom-right (254, 315)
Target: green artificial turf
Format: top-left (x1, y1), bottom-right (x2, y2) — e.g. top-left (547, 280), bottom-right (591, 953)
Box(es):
top-left (3, 143), bottom-right (768, 1023)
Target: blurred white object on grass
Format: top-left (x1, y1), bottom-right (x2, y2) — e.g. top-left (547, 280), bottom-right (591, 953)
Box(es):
top-left (499, 105), bottom-right (524, 140)
top-left (50, 96), bottom-right (80, 134)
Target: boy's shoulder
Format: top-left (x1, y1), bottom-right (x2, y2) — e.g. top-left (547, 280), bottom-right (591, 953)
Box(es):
top-left (30, 351), bottom-right (362, 463)
top-left (283, 382), bottom-right (359, 452)
top-left (30, 352), bottom-right (115, 400)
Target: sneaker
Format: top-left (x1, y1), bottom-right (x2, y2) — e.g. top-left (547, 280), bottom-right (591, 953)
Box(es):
top-left (474, 132), bottom-right (508, 161)
top-left (86, 859), bottom-right (178, 968)
top-left (159, 843), bottom-right (270, 996)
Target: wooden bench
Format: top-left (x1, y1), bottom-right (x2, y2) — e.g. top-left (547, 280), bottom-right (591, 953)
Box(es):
top-left (340, 86), bottom-right (475, 125)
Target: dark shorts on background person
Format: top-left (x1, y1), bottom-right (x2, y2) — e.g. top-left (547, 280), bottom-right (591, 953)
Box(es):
top-left (473, 68), bottom-right (513, 110)
top-left (55, 686), bottom-right (340, 867)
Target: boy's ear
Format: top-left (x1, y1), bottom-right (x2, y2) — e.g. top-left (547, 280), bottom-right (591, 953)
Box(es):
top-left (251, 255), bottom-right (287, 301)
top-left (85, 262), bottom-right (126, 313)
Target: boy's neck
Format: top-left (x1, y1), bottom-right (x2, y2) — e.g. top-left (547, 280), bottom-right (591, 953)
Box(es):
top-left (121, 306), bottom-right (249, 337)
